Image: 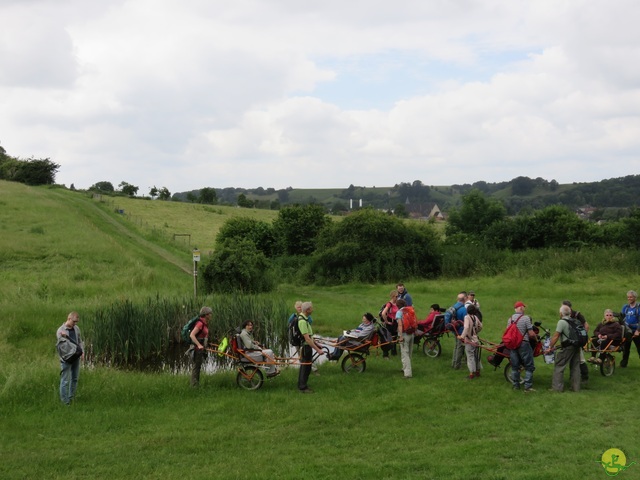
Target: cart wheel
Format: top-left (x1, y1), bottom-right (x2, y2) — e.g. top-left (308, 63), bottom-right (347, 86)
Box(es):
top-left (504, 363), bottom-right (525, 384)
top-left (342, 353), bottom-right (366, 373)
top-left (503, 363), bottom-right (512, 383)
top-left (236, 366), bottom-right (264, 390)
top-left (600, 355), bottom-right (615, 377)
top-left (423, 338), bottom-right (441, 357)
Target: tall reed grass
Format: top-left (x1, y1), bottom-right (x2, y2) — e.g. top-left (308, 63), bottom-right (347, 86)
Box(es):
top-left (85, 294), bottom-right (289, 366)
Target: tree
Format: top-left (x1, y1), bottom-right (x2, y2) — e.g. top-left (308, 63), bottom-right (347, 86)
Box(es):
top-left (394, 203), bottom-right (409, 218)
top-left (186, 192), bottom-right (197, 203)
top-left (201, 239), bottom-right (274, 294)
top-left (511, 176), bottom-right (535, 196)
top-left (158, 187), bottom-right (171, 200)
top-left (149, 186), bottom-right (159, 199)
top-left (309, 208), bottom-right (442, 283)
top-left (90, 181), bottom-right (115, 193)
top-left (9, 157), bottom-right (60, 185)
top-left (215, 217), bottom-right (279, 257)
top-left (118, 181), bottom-right (139, 197)
top-left (198, 187), bottom-right (217, 205)
top-left (445, 189), bottom-right (506, 238)
top-left (273, 204), bottom-right (331, 256)
top-left (237, 193), bottom-right (254, 208)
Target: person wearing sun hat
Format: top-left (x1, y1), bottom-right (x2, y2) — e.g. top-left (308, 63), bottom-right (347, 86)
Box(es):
top-left (507, 301), bottom-right (537, 393)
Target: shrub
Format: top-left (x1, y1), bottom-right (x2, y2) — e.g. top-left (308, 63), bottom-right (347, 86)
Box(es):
top-left (308, 209), bottom-right (442, 284)
top-left (273, 204), bottom-right (331, 256)
top-left (201, 239), bottom-right (274, 294)
top-left (215, 217), bottom-right (279, 257)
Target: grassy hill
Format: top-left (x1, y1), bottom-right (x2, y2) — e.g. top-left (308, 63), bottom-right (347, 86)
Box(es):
top-left (2, 180), bottom-right (640, 479)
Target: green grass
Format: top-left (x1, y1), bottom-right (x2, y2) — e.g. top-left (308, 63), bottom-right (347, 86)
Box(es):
top-left (1, 181), bottom-right (639, 479)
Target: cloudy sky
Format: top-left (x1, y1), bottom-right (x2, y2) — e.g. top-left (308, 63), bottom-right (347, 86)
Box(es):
top-left (1, 0), bottom-right (639, 193)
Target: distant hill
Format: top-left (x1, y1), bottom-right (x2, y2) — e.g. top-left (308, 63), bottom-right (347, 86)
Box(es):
top-left (172, 174), bottom-right (640, 216)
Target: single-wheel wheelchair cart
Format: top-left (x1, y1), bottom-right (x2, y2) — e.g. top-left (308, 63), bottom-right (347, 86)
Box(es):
top-left (413, 314), bottom-right (453, 357)
top-left (315, 324), bottom-right (398, 374)
top-left (479, 321), bottom-right (552, 383)
top-left (207, 335), bottom-right (328, 390)
top-left (584, 337), bottom-right (626, 377)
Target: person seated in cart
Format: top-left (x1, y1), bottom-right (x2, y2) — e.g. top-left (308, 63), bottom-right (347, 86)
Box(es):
top-left (587, 309), bottom-right (623, 364)
top-left (417, 304), bottom-right (446, 334)
top-left (327, 313), bottom-right (376, 361)
top-left (238, 320), bottom-right (279, 377)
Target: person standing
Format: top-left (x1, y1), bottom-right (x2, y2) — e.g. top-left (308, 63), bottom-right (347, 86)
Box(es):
top-left (189, 306), bottom-right (212, 387)
top-left (545, 304), bottom-right (582, 392)
top-left (465, 290), bottom-right (482, 321)
top-left (620, 290), bottom-right (640, 368)
top-left (56, 312), bottom-right (84, 405)
top-left (562, 300), bottom-right (589, 384)
top-left (458, 304), bottom-right (483, 380)
top-left (445, 293), bottom-right (467, 369)
top-left (381, 290), bottom-right (399, 358)
top-left (396, 283), bottom-right (413, 307)
top-left (297, 302), bottom-right (324, 394)
top-left (508, 301), bottom-right (537, 392)
top-left (396, 299), bottom-right (414, 378)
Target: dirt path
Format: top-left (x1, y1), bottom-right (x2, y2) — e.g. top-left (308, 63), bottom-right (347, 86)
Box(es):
top-left (63, 192), bottom-right (192, 275)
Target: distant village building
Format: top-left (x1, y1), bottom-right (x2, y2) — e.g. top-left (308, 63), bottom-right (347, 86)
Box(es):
top-left (576, 206), bottom-right (597, 220)
top-left (405, 201), bottom-right (445, 221)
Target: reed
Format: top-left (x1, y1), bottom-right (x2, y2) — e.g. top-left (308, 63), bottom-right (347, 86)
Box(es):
top-left (85, 294), bottom-right (289, 366)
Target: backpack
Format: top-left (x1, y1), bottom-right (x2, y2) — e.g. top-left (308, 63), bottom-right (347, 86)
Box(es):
top-left (289, 315), bottom-right (305, 347)
top-left (181, 316), bottom-right (200, 344)
top-left (376, 324), bottom-right (394, 353)
top-left (401, 306), bottom-right (418, 334)
top-left (379, 302), bottom-right (391, 322)
top-left (501, 314), bottom-right (525, 350)
top-left (561, 317), bottom-right (589, 348)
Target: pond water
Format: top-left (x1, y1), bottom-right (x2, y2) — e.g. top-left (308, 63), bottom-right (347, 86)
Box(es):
top-left (92, 336), bottom-right (337, 374)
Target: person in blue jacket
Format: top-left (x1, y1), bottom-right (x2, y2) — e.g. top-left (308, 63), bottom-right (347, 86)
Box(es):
top-left (620, 290), bottom-right (640, 367)
top-left (445, 292), bottom-right (467, 369)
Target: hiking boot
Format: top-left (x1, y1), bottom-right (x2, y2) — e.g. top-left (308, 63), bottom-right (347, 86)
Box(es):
top-left (524, 388), bottom-right (536, 393)
top-left (299, 388), bottom-right (314, 394)
top-left (466, 374), bottom-right (475, 380)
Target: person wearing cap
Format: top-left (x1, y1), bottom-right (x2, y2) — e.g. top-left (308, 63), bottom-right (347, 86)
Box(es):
top-left (545, 304), bottom-right (582, 392)
top-left (328, 313), bottom-right (376, 361)
top-left (507, 301), bottom-right (537, 392)
top-left (465, 291), bottom-right (482, 320)
top-left (189, 306), bottom-right (212, 387)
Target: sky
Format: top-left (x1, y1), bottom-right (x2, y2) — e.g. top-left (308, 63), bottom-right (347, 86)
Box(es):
top-left (1, 0), bottom-right (639, 193)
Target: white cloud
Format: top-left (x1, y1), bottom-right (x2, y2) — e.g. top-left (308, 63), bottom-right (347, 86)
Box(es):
top-left (1, 0), bottom-right (639, 191)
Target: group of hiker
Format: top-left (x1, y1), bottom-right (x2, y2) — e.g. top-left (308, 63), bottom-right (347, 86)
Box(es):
top-left (55, 285), bottom-right (640, 404)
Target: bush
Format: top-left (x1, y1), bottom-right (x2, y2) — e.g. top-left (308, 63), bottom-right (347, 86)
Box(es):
top-left (307, 209), bottom-right (442, 284)
top-left (216, 217), bottom-right (279, 257)
top-left (201, 239), bottom-right (275, 294)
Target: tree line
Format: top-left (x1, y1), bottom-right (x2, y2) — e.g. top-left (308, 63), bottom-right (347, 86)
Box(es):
top-left (201, 191), bottom-right (640, 294)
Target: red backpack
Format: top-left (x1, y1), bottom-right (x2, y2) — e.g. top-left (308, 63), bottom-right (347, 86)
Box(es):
top-left (401, 306), bottom-right (418, 334)
top-left (501, 314), bottom-right (525, 350)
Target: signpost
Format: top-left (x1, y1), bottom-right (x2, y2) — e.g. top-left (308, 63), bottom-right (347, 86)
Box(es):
top-left (192, 248), bottom-right (200, 299)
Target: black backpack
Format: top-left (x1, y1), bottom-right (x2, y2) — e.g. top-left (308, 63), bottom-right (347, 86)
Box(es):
top-left (289, 315), bottom-right (305, 347)
top-left (561, 317), bottom-right (588, 348)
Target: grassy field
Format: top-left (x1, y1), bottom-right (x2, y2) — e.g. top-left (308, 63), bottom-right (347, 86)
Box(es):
top-left (1, 181), bottom-right (639, 480)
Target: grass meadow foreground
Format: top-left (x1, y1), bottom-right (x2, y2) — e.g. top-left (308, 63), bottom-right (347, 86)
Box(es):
top-left (1, 182), bottom-right (639, 479)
